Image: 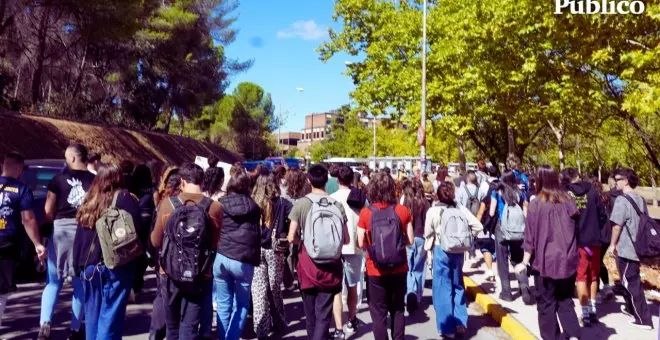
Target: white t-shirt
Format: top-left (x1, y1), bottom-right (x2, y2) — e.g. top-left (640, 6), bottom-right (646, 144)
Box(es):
top-left (330, 187), bottom-right (363, 255)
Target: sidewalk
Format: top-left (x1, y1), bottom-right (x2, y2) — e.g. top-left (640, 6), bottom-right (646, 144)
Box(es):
top-left (464, 258), bottom-right (660, 339)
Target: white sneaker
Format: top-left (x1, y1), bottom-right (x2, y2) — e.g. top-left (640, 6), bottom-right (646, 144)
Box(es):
top-left (629, 320), bottom-right (653, 330)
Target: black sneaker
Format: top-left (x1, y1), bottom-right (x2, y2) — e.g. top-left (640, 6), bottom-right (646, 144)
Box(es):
top-left (589, 312), bottom-right (598, 323)
top-left (498, 292), bottom-right (514, 302)
top-left (520, 286), bottom-right (535, 305)
top-left (582, 315), bottom-right (592, 327)
top-left (331, 329), bottom-right (345, 340)
top-left (67, 328), bottom-right (85, 340)
top-left (37, 323), bottom-right (51, 340)
top-left (406, 292), bottom-right (418, 313)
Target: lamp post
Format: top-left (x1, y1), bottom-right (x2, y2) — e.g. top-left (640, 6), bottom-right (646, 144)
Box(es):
top-left (420, 0), bottom-right (427, 169)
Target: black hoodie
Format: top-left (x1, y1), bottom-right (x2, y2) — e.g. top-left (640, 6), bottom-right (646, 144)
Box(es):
top-left (566, 181), bottom-right (607, 247)
top-left (218, 193), bottom-right (262, 266)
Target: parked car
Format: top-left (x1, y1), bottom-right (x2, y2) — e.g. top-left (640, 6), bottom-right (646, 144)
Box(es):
top-left (15, 159), bottom-right (66, 282)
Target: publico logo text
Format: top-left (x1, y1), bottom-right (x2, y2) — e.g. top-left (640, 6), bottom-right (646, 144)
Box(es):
top-left (555, 0), bottom-right (645, 14)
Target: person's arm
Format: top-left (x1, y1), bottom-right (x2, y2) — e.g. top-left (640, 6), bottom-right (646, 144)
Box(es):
top-left (518, 202), bottom-right (537, 273)
top-left (489, 192), bottom-right (497, 217)
top-left (608, 197), bottom-right (626, 256)
top-left (460, 205), bottom-right (483, 235)
top-left (357, 208), bottom-right (368, 249)
top-left (22, 210), bottom-right (46, 261)
top-left (287, 201), bottom-right (302, 244)
top-left (357, 227), bottom-right (366, 249)
top-left (476, 202), bottom-right (486, 221)
top-left (424, 207), bottom-right (436, 241)
top-left (44, 191), bottom-right (57, 223)
top-left (406, 221), bottom-right (414, 245)
top-left (287, 220), bottom-right (299, 244)
top-left (338, 204), bottom-right (350, 245)
top-left (150, 201), bottom-right (169, 249)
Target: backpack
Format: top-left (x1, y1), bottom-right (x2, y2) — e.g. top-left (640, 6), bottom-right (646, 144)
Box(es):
top-left (499, 200), bottom-right (526, 241)
top-left (439, 206), bottom-right (472, 253)
top-left (367, 205), bottom-right (407, 269)
top-left (94, 191), bottom-right (143, 269)
top-left (464, 186), bottom-right (480, 216)
top-left (160, 196), bottom-right (214, 283)
top-left (622, 195), bottom-right (660, 258)
top-left (302, 194), bottom-right (344, 264)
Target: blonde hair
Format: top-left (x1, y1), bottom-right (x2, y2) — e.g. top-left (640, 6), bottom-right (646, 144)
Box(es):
top-left (251, 175), bottom-right (280, 228)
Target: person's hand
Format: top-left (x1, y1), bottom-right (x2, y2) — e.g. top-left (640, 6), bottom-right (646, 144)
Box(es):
top-left (514, 263), bottom-right (527, 274)
top-left (607, 245), bottom-right (618, 257)
top-left (35, 244), bottom-right (47, 262)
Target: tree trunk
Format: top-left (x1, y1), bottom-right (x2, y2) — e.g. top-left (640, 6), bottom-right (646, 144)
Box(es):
top-left (620, 110), bottom-right (660, 173)
top-left (507, 123), bottom-right (517, 160)
top-left (31, 5), bottom-right (50, 104)
top-left (651, 157), bottom-right (658, 207)
top-left (178, 117), bottom-right (185, 136)
top-left (548, 120), bottom-right (565, 170)
top-left (457, 136), bottom-right (466, 173)
top-left (163, 109), bottom-right (173, 132)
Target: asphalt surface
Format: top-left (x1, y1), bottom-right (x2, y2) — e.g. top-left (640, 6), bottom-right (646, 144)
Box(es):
top-left (2, 269), bottom-right (510, 340)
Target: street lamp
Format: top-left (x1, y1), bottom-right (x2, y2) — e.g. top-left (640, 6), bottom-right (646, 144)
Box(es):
top-left (420, 0), bottom-right (427, 169)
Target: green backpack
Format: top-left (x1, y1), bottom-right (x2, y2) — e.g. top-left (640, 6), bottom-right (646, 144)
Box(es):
top-left (91, 191), bottom-right (143, 269)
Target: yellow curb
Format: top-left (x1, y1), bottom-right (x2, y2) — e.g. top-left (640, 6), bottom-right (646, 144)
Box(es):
top-left (464, 276), bottom-right (537, 340)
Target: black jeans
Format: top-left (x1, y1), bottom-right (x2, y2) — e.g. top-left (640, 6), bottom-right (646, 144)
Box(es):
top-left (617, 257), bottom-right (652, 326)
top-left (535, 275), bottom-right (580, 340)
top-left (494, 236), bottom-right (529, 297)
top-left (150, 272), bottom-right (166, 339)
top-left (368, 273), bottom-right (406, 340)
top-left (160, 276), bottom-right (208, 340)
top-left (301, 288), bottom-right (335, 340)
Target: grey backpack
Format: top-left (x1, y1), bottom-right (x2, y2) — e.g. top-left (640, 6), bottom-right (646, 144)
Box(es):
top-left (499, 203), bottom-right (525, 241)
top-left (464, 186), bottom-right (480, 216)
top-left (303, 194), bottom-right (344, 264)
top-left (439, 206), bottom-right (472, 253)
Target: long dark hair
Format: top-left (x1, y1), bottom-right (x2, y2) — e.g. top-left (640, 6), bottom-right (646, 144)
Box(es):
top-left (498, 171), bottom-right (521, 206)
top-left (436, 181), bottom-right (457, 207)
top-left (77, 164), bottom-right (125, 228)
top-left (404, 179), bottom-right (428, 218)
top-left (203, 167), bottom-right (225, 197)
top-left (536, 165), bottom-right (569, 203)
top-left (286, 170), bottom-right (309, 199)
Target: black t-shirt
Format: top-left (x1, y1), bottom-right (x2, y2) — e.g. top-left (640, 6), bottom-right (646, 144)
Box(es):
top-left (72, 190), bottom-right (141, 273)
top-left (47, 169), bottom-right (95, 220)
top-left (0, 177), bottom-right (34, 257)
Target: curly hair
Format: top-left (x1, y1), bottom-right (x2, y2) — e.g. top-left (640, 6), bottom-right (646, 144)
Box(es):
top-left (367, 172), bottom-right (397, 204)
top-left (286, 170), bottom-right (309, 199)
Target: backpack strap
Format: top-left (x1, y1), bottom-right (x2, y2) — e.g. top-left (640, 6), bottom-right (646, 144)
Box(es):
top-left (168, 196), bottom-right (183, 210)
top-left (198, 197), bottom-right (213, 213)
top-left (111, 191), bottom-right (121, 209)
top-left (622, 194), bottom-right (647, 216)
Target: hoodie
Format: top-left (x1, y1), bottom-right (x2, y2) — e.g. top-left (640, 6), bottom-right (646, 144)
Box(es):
top-left (566, 181), bottom-right (607, 247)
top-left (218, 193), bottom-right (262, 266)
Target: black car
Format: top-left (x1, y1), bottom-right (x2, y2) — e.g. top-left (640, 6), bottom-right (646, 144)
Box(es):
top-left (15, 159), bottom-right (66, 282)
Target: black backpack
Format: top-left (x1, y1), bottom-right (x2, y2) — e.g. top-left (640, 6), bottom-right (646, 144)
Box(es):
top-left (160, 196), bottom-right (214, 284)
top-left (622, 195), bottom-right (660, 258)
top-left (367, 205), bottom-right (407, 269)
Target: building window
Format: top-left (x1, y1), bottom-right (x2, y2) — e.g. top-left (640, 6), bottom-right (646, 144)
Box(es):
top-left (321, 131), bottom-right (324, 138)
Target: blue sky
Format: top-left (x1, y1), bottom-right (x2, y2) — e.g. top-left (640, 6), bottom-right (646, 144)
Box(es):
top-left (224, 1), bottom-right (355, 133)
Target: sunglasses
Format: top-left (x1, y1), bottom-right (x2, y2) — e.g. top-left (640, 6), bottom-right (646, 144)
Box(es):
top-left (615, 177), bottom-right (626, 182)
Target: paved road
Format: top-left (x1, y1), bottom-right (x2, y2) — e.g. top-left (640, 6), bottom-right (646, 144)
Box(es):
top-left (465, 257), bottom-right (660, 340)
top-left (2, 269), bottom-right (510, 339)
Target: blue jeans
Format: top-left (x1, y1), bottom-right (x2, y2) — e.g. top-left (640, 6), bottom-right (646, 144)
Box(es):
top-left (407, 237), bottom-right (427, 303)
top-left (214, 253), bottom-right (254, 340)
top-left (82, 263), bottom-right (135, 340)
top-left (40, 242), bottom-right (84, 330)
top-left (432, 249), bottom-right (467, 335)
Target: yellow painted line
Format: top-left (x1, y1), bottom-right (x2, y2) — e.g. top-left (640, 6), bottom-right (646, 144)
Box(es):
top-left (464, 276), bottom-right (537, 340)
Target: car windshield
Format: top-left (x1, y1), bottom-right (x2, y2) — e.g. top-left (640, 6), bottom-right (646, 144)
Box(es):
top-left (21, 167), bottom-right (60, 196)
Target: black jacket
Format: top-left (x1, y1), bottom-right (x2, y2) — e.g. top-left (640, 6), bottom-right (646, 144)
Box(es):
top-left (566, 182), bottom-right (607, 247)
top-left (218, 193), bottom-right (262, 266)
top-left (601, 189), bottom-right (622, 244)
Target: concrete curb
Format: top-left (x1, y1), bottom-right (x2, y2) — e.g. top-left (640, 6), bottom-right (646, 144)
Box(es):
top-left (464, 276), bottom-right (537, 340)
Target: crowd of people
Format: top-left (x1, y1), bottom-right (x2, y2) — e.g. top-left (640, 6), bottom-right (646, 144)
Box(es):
top-left (0, 144), bottom-right (657, 340)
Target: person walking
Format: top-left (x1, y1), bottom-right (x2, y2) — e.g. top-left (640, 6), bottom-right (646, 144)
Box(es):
top-left (424, 181), bottom-right (483, 338)
top-left (357, 172), bottom-right (414, 340)
top-left (39, 144), bottom-right (95, 340)
top-left (251, 175), bottom-right (292, 339)
top-left (519, 165), bottom-right (581, 340)
top-left (215, 171), bottom-right (262, 340)
top-left (74, 164), bottom-right (141, 340)
top-left (403, 180), bottom-right (430, 313)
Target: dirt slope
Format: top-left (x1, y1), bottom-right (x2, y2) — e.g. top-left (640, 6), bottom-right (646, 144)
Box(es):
top-left (0, 112), bottom-right (241, 165)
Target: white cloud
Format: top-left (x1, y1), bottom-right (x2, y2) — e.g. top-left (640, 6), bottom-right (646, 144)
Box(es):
top-left (276, 20), bottom-right (327, 41)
